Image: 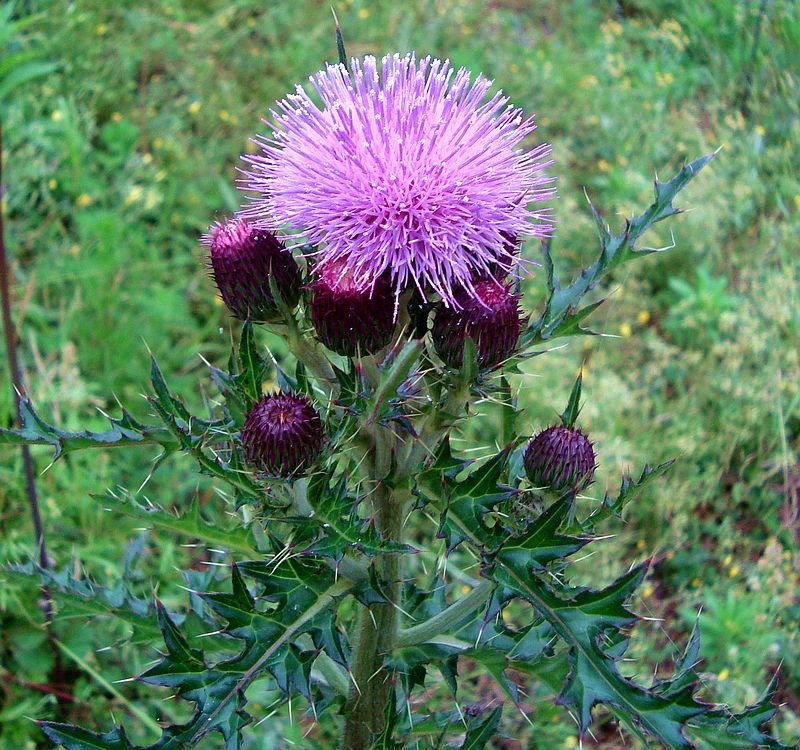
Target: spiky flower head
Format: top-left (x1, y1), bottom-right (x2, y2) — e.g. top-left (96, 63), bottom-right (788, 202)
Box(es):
top-left (203, 217), bottom-right (301, 322)
top-left (432, 275), bottom-right (524, 370)
top-left (309, 259), bottom-right (396, 357)
top-left (241, 53), bottom-right (554, 307)
top-left (523, 425), bottom-right (596, 494)
top-left (241, 391), bottom-right (324, 477)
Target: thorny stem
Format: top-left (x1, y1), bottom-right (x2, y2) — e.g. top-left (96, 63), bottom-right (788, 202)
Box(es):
top-left (341, 429), bottom-right (408, 749)
top-left (0, 120), bottom-right (63, 695)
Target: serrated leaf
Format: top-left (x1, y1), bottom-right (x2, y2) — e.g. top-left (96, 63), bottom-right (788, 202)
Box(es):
top-left (4, 563), bottom-right (161, 643)
top-left (523, 152), bottom-right (716, 347)
top-left (587, 460), bottom-right (676, 527)
top-left (492, 559), bottom-right (705, 748)
top-left (99, 488), bottom-right (260, 557)
top-left (492, 495), bottom-right (587, 571)
top-left (295, 472), bottom-right (412, 559)
top-left (459, 706), bottom-right (502, 750)
top-left (436, 446), bottom-right (514, 552)
top-left (0, 395), bottom-right (177, 458)
top-left (39, 724), bottom-right (134, 750)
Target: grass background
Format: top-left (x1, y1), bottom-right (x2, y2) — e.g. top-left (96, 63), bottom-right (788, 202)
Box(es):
top-left (1, 0), bottom-right (798, 747)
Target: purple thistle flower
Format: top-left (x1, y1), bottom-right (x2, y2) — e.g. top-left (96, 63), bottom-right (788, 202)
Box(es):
top-left (240, 53), bottom-right (555, 307)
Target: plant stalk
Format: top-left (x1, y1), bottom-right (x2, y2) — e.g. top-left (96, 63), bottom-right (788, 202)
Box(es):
top-left (341, 434), bottom-right (407, 749)
top-left (0, 119), bottom-right (63, 693)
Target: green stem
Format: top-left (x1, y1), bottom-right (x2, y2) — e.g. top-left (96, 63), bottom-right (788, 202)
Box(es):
top-left (341, 480), bottom-right (407, 749)
top-left (398, 580), bottom-right (494, 647)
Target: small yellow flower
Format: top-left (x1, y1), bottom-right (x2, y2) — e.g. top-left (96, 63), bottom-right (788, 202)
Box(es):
top-left (642, 584), bottom-right (654, 598)
top-left (188, 101), bottom-right (201, 115)
top-left (637, 539), bottom-right (647, 550)
top-left (619, 322), bottom-right (633, 338)
top-left (637, 310), bottom-right (650, 325)
top-left (692, 578), bottom-right (701, 587)
top-left (755, 125), bottom-right (765, 136)
top-left (795, 195), bottom-right (800, 211)
top-left (68, 244), bottom-right (80, 256)
top-left (76, 193), bottom-right (92, 207)
top-left (124, 185), bottom-right (144, 206)
top-left (461, 585), bottom-right (471, 595)
top-left (358, 8), bottom-right (369, 18)
top-left (728, 565), bottom-right (740, 578)
top-left (95, 23), bottom-right (107, 36)
top-left (111, 111), bottom-right (123, 123)
top-left (153, 137), bottom-right (163, 150)
top-left (219, 109), bottom-right (231, 122)
top-left (598, 158), bottom-right (611, 172)
top-left (723, 554), bottom-right (733, 566)
top-left (48, 178), bottom-right (58, 189)
top-left (717, 668), bottom-right (729, 681)
top-left (51, 110), bottom-right (64, 123)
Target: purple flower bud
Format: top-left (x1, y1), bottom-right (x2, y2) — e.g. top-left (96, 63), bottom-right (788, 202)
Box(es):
top-left (432, 276), bottom-right (524, 370)
top-left (241, 392), bottom-right (324, 477)
top-left (309, 259), bottom-right (396, 357)
top-left (523, 425), bottom-right (596, 494)
top-left (204, 217), bottom-right (301, 322)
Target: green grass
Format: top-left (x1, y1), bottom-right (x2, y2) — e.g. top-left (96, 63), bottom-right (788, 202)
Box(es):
top-left (1, 0), bottom-right (798, 747)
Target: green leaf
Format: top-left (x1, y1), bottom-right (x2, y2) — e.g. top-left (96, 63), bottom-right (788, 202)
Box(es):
top-left (586, 460), bottom-right (676, 527)
top-left (296, 472), bottom-right (412, 559)
top-left (39, 724), bottom-right (134, 750)
top-left (0, 394), bottom-right (177, 458)
top-left (99, 488), bottom-right (260, 557)
top-left (491, 495), bottom-right (587, 571)
top-left (459, 706), bottom-right (502, 750)
top-left (491, 560), bottom-right (704, 748)
top-left (523, 152), bottom-right (717, 347)
top-left (365, 339), bottom-right (424, 426)
top-left (436, 446), bottom-right (514, 552)
top-left (687, 676), bottom-right (792, 749)
top-left (4, 563), bottom-right (160, 643)
top-left (560, 370), bottom-right (583, 428)
top-left (237, 321), bottom-right (263, 406)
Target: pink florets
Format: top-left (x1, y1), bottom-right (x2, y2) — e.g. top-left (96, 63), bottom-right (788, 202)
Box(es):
top-left (240, 52), bottom-right (555, 307)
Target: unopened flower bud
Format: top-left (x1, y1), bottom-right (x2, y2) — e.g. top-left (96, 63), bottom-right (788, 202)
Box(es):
top-left (241, 392), bottom-right (324, 477)
top-left (432, 275), bottom-right (524, 370)
top-left (309, 259), bottom-right (396, 356)
top-left (204, 217), bottom-right (301, 322)
top-left (523, 425), bottom-right (596, 494)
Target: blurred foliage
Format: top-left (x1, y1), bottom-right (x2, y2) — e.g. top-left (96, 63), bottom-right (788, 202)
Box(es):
top-left (0, 0), bottom-right (798, 747)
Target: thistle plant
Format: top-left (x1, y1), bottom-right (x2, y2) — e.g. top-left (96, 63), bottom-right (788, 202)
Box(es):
top-left (1, 42), bottom-right (791, 750)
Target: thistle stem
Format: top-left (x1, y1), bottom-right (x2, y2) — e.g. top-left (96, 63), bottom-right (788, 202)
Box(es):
top-left (341, 463), bottom-right (408, 748)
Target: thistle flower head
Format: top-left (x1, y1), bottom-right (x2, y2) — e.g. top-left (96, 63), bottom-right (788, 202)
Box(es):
top-left (203, 217), bottom-right (301, 322)
top-left (241, 391), bottom-right (324, 477)
top-left (523, 425), bottom-right (596, 494)
top-left (309, 259), bottom-right (396, 357)
top-left (241, 53), bottom-right (554, 307)
top-left (432, 275), bottom-right (524, 370)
